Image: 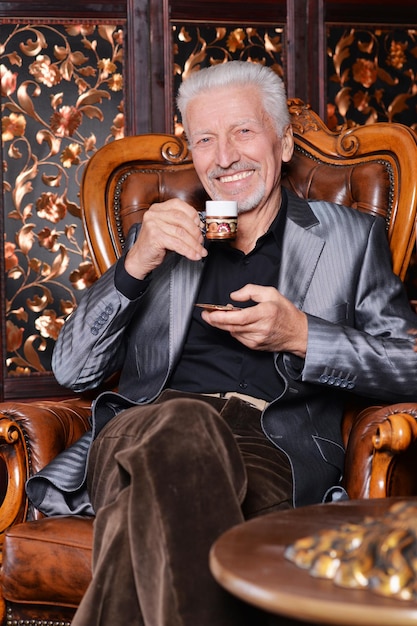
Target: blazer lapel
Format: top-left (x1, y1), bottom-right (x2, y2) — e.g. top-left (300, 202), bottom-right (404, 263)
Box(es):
top-left (169, 256), bottom-right (204, 367)
top-left (279, 194), bottom-right (325, 309)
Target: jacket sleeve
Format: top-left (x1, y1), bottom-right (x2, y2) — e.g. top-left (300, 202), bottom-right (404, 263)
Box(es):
top-left (52, 263), bottom-right (143, 393)
top-left (302, 217), bottom-right (417, 401)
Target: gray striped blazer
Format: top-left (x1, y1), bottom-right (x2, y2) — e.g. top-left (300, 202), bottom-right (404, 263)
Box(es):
top-left (27, 191), bottom-right (417, 514)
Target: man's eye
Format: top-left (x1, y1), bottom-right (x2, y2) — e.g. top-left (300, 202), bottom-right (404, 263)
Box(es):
top-left (238, 128), bottom-right (252, 137)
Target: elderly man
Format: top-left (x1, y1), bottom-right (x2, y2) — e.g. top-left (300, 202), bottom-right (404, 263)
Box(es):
top-left (28, 61), bottom-right (417, 625)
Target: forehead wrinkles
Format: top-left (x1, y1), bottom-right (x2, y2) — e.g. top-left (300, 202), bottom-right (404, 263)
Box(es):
top-left (186, 86), bottom-right (272, 135)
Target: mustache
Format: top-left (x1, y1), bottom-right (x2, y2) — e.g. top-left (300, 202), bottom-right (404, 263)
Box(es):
top-left (208, 162), bottom-right (259, 180)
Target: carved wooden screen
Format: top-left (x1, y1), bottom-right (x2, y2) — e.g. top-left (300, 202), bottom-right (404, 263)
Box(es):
top-left (1, 17), bottom-right (125, 399)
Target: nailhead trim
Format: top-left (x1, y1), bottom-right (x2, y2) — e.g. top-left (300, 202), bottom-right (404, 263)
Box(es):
top-left (6, 607), bottom-right (70, 626)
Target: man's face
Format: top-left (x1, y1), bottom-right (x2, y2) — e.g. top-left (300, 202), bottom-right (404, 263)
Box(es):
top-left (185, 85), bottom-right (294, 214)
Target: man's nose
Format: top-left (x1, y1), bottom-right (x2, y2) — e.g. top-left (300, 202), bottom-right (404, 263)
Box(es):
top-left (215, 137), bottom-right (240, 168)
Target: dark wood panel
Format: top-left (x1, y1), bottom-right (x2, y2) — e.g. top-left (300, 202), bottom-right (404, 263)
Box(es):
top-left (170, 0), bottom-right (286, 23)
top-left (0, 1), bottom-right (126, 19)
top-left (4, 372), bottom-right (74, 401)
top-left (125, 0), bottom-right (167, 134)
top-left (286, 0), bottom-right (324, 110)
top-left (325, 0), bottom-right (416, 25)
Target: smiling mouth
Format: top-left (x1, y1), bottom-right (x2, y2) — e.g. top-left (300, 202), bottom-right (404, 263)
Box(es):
top-left (218, 170), bottom-right (253, 183)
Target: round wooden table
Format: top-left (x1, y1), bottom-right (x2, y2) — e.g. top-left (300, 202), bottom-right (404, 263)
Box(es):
top-left (209, 498), bottom-right (417, 626)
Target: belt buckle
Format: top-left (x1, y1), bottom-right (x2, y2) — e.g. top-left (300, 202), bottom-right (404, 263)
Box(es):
top-left (224, 392), bottom-right (268, 411)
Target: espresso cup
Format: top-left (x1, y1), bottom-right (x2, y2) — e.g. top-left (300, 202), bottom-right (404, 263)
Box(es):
top-left (205, 201), bottom-right (238, 240)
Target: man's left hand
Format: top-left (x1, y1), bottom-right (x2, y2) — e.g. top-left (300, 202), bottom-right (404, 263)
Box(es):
top-left (201, 284), bottom-right (308, 358)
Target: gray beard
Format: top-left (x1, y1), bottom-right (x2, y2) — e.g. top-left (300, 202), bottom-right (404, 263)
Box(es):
top-left (210, 182), bottom-right (266, 214)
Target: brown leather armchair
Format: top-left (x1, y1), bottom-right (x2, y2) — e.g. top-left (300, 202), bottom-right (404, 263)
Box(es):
top-left (1, 100), bottom-right (417, 625)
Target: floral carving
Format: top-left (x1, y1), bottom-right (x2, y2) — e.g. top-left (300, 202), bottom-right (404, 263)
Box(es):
top-left (1, 22), bottom-right (125, 377)
top-left (327, 27), bottom-right (417, 131)
top-left (172, 24), bottom-right (284, 132)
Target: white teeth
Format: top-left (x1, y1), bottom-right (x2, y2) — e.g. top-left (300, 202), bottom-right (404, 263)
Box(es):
top-left (219, 170), bottom-right (252, 183)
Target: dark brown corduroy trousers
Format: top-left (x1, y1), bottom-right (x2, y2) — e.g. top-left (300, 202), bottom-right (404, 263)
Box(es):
top-left (71, 390), bottom-right (293, 626)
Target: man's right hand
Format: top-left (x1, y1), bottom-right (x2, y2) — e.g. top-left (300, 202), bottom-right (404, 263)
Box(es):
top-left (124, 199), bottom-right (207, 279)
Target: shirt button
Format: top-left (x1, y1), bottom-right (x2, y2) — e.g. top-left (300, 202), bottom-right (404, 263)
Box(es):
top-left (239, 381), bottom-right (248, 390)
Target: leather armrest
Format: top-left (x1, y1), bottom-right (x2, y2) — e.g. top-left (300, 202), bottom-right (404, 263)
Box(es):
top-left (0, 397), bottom-right (91, 539)
top-left (343, 403), bottom-right (417, 499)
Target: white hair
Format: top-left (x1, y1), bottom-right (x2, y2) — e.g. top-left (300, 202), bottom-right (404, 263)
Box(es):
top-left (177, 61), bottom-right (290, 138)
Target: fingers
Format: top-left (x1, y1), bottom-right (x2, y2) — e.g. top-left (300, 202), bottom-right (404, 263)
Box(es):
top-left (200, 301), bottom-right (264, 336)
top-left (143, 201), bottom-right (206, 258)
top-left (201, 285), bottom-right (278, 328)
top-left (230, 284), bottom-right (279, 304)
top-left (125, 200), bottom-right (207, 278)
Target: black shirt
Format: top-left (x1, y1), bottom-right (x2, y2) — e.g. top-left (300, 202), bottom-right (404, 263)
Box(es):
top-left (168, 192), bottom-right (288, 401)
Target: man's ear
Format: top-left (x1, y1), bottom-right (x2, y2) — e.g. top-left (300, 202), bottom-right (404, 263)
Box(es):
top-left (281, 125), bottom-right (294, 163)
